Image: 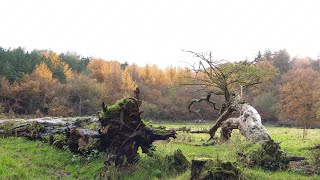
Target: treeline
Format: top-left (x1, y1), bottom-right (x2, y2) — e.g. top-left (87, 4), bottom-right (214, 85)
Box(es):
top-left (0, 47), bottom-right (319, 125)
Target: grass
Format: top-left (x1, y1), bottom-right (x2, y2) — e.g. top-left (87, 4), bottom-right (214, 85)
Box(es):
top-left (0, 123), bottom-right (319, 179)
top-left (0, 137), bottom-right (104, 179)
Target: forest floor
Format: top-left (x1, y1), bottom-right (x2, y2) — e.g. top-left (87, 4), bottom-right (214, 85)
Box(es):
top-left (0, 122), bottom-right (319, 180)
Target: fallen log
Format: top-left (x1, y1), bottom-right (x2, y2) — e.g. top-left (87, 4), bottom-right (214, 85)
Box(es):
top-left (189, 130), bottom-right (209, 134)
top-left (0, 88), bottom-right (176, 165)
top-left (286, 156), bottom-right (306, 161)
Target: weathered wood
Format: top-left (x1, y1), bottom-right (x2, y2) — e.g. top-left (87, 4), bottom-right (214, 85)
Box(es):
top-left (220, 104), bottom-right (271, 143)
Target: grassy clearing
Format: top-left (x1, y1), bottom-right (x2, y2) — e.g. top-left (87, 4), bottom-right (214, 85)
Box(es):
top-left (0, 123), bottom-right (319, 179)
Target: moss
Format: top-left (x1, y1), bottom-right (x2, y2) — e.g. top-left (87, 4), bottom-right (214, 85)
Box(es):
top-left (167, 149), bottom-right (189, 173)
top-left (26, 122), bottom-right (44, 138)
top-left (192, 159), bottom-right (245, 180)
top-left (100, 98), bottom-right (131, 119)
top-left (54, 134), bottom-right (66, 141)
top-left (0, 121), bottom-right (15, 137)
top-left (141, 119), bottom-right (153, 128)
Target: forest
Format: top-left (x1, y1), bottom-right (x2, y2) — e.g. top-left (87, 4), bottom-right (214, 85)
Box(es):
top-left (0, 46), bottom-right (320, 127)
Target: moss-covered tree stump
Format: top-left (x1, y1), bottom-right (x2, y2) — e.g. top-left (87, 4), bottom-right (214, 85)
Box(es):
top-left (167, 149), bottom-right (190, 173)
top-left (98, 87), bottom-right (176, 165)
top-left (190, 159), bottom-right (245, 180)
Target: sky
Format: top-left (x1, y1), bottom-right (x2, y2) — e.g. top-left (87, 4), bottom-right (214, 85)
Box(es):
top-left (1, 0), bottom-right (320, 68)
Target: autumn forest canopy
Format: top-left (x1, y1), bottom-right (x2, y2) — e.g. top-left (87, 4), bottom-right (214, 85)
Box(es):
top-left (0, 46), bottom-right (320, 127)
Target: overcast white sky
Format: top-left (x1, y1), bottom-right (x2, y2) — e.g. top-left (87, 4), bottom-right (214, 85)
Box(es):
top-left (1, 0), bottom-right (320, 67)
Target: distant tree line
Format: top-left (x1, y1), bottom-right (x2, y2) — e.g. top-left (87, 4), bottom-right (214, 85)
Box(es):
top-left (0, 47), bottom-right (319, 126)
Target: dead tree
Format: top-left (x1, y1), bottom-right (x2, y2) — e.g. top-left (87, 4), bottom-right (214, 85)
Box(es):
top-left (185, 51), bottom-right (275, 143)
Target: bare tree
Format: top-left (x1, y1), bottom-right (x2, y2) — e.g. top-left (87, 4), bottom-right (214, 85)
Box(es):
top-left (185, 51), bottom-right (276, 142)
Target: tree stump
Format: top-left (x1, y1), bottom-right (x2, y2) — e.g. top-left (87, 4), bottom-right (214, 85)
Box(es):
top-left (190, 159), bottom-right (244, 180)
top-left (99, 88), bottom-right (176, 165)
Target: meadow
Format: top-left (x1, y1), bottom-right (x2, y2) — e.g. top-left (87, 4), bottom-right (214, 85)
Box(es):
top-left (0, 122), bottom-right (319, 180)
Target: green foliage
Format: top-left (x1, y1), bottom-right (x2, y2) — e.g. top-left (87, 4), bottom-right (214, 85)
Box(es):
top-left (59, 52), bottom-right (90, 74)
top-left (52, 65), bottom-right (67, 83)
top-left (0, 47), bottom-right (44, 82)
top-left (253, 91), bottom-right (279, 121)
top-left (220, 62), bottom-right (278, 91)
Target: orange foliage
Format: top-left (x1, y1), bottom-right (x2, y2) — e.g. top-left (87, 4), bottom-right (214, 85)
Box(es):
top-left (279, 67), bottom-right (319, 126)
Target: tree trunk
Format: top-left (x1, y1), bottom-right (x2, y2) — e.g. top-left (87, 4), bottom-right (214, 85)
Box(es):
top-left (220, 104), bottom-right (271, 143)
top-left (209, 105), bottom-right (235, 140)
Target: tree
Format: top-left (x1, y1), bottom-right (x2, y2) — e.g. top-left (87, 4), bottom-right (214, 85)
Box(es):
top-left (272, 49), bottom-right (291, 74)
top-left (279, 67), bottom-right (319, 127)
top-left (32, 62), bottom-right (53, 82)
top-left (68, 74), bottom-right (104, 116)
top-left (122, 67), bottom-right (137, 95)
top-left (87, 59), bottom-right (107, 82)
top-left (42, 50), bottom-right (73, 83)
top-left (185, 51), bottom-right (276, 142)
top-left (0, 78), bottom-right (20, 113)
top-left (253, 91), bottom-right (278, 122)
top-left (59, 52), bottom-right (90, 73)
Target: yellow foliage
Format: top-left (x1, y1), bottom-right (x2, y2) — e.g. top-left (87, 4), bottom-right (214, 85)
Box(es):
top-left (122, 67), bottom-right (137, 93)
top-left (32, 62), bottom-right (53, 81)
top-left (88, 59), bottom-right (122, 83)
top-left (63, 64), bottom-right (73, 79)
top-left (41, 50), bottom-right (73, 81)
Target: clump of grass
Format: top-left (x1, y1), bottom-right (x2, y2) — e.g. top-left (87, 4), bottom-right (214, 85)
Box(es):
top-left (99, 148), bottom-right (189, 179)
top-left (175, 132), bottom-right (194, 144)
top-left (236, 140), bottom-right (288, 171)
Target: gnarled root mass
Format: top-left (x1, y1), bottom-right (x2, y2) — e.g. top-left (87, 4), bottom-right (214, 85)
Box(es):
top-left (99, 91), bottom-right (176, 165)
